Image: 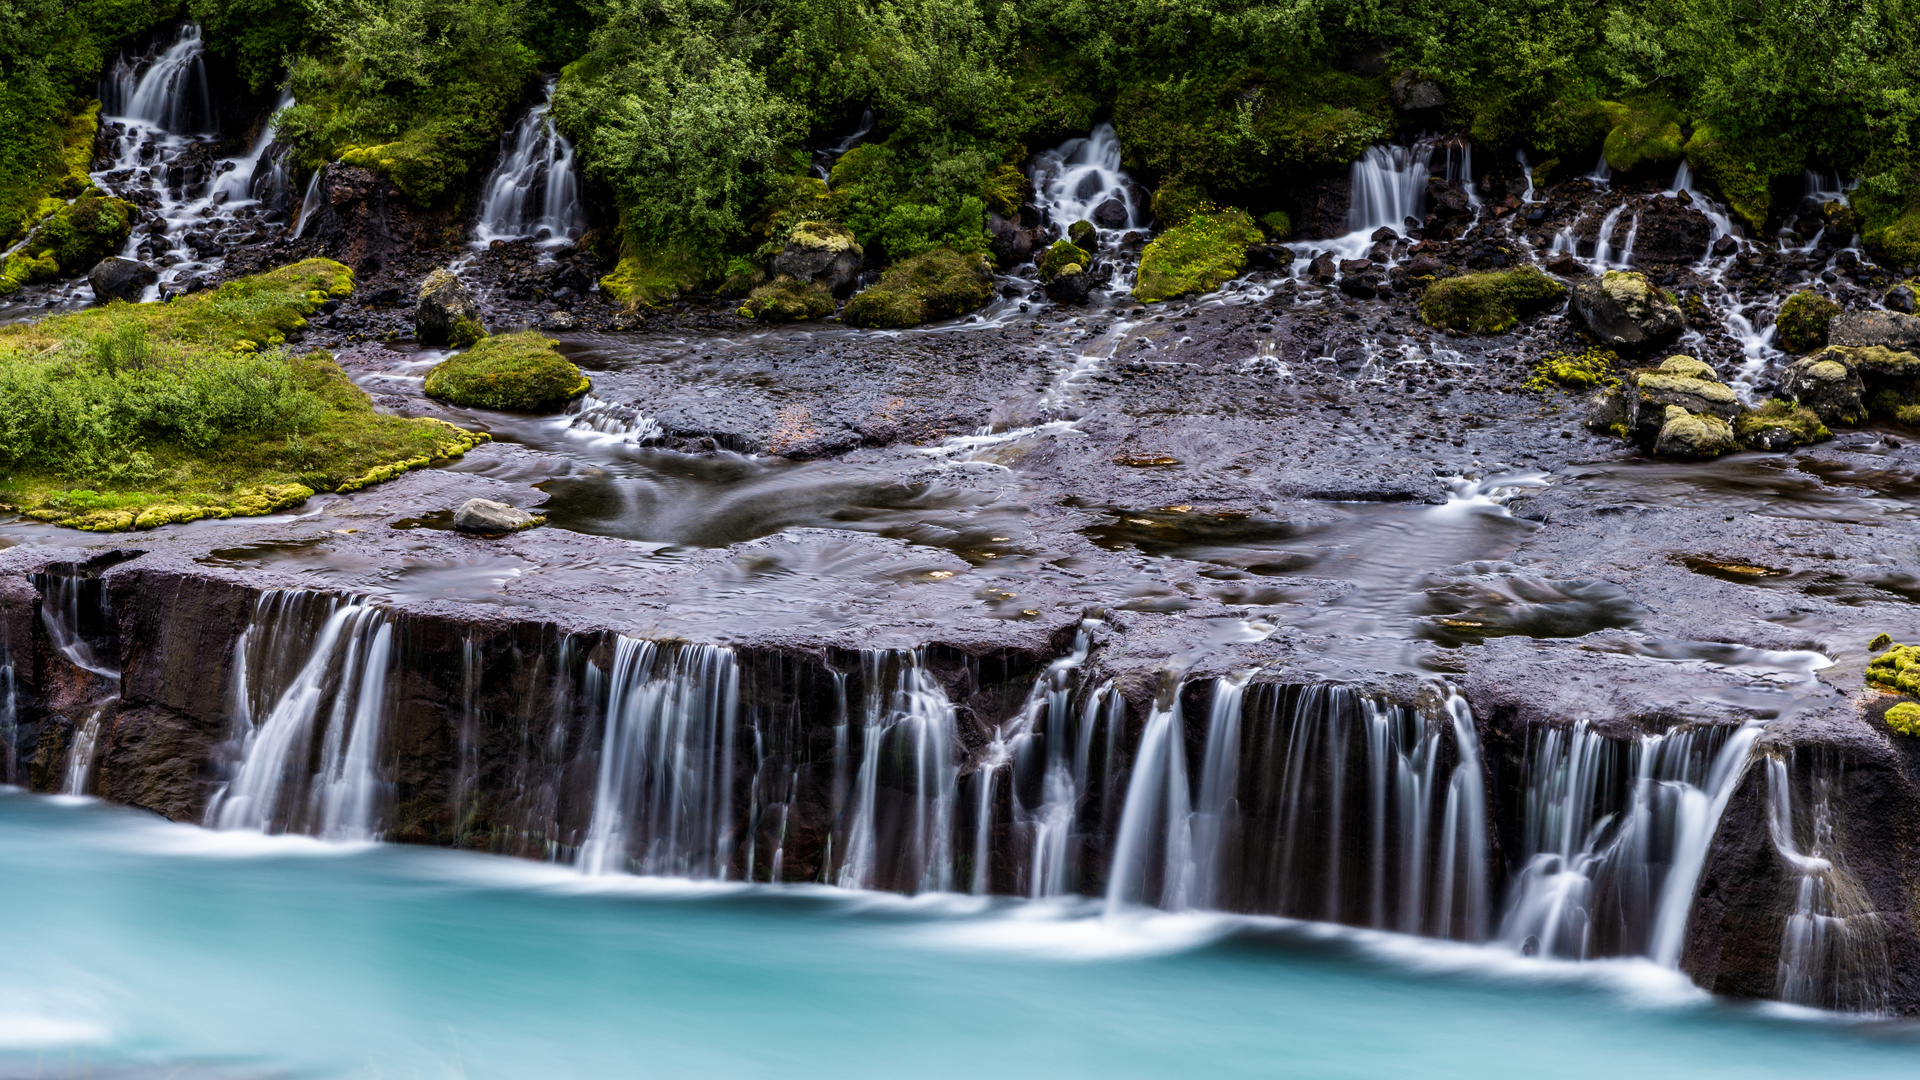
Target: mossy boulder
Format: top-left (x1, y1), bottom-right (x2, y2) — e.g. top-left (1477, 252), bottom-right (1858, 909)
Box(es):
top-left (738, 277), bottom-right (835, 321)
top-left (415, 270), bottom-right (485, 347)
top-left (1134, 209), bottom-right (1263, 303)
top-left (1868, 644), bottom-right (1920, 697)
top-left (1735, 400), bottom-right (1830, 451)
top-left (1775, 291), bottom-right (1840, 353)
top-left (770, 220), bottom-right (863, 295)
top-left (600, 237), bottom-right (710, 308)
top-left (1418, 266), bottom-right (1566, 334)
top-left (423, 331), bottom-right (590, 412)
top-left (841, 248), bottom-right (994, 329)
top-left (1783, 344), bottom-right (1920, 425)
top-left (1653, 405), bottom-right (1736, 458)
top-left (1885, 701), bottom-right (1920, 737)
top-left (1588, 355), bottom-right (1743, 449)
top-left (1602, 101), bottom-right (1686, 175)
top-left (1068, 219), bottom-right (1097, 250)
top-left (1570, 271), bottom-right (1685, 354)
top-left (1037, 239), bottom-right (1091, 283)
top-left (1259, 211), bottom-right (1292, 239)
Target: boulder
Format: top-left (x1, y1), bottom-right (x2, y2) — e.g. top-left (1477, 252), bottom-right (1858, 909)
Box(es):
top-left (1625, 198), bottom-right (1713, 265)
top-left (1042, 263), bottom-right (1096, 304)
top-left (1653, 405), bottom-right (1736, 458)
top-left (1734, 402), bottom-right (1831, 450)
top-left (1775, 290), bottom-right (1840, 353)
top-left (87, 257), bottom-right (157, 303)
top-left (1886, 283), bottom-right (1916, 315)
top-left (1424, 177), bottom-right (1473, 224)
top-left (1068, 219), bottom-right (1097, 250)
top-left (452, 498), bottom-right (541, 534)
top-left (1246, 244), bottom-right (1296, 271)
top-left (1545, 251), bottom-right (1582, 277)
top-left (771, 221), bottom-right (864, 296)
top-left (1091, 199), bottom-right (1128, 229)
top-left (415, 269), bottom-right (485, 347)
top-left (987, 209), bottom-right (1041, 269)
top-left (1570, 271), bottom-right (1684, 354)
top-left (1782, 353), bottom-right (1867, 425)
top-left (1830, 309), bottom-right (1920, 351)
top-left (1590, 355), bottom-right (1744, 446)
top-left (1308, 253), bottom-right (1337, 284)
top-left (1391, 72), bottom-right (1446, 112)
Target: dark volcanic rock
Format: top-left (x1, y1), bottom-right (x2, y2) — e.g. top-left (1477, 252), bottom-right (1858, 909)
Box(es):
top-left (88, 257), bottom-right (157, 303)
top-left (1626, 197), bottom-right (1713, 265)
top-left (1830, 309), bottom-right (1920, 350)
top-left (1570, 271), bottom-right (1685, 354)
top-left (302, 163), bottom-right (452, 274)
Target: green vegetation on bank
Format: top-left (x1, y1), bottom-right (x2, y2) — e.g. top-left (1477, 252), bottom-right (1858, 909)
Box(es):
top-left (422, 331), bottom-right (590, 410)
top-left (0, 259), bottom-right (484, 530)
top-left (840, 248), bottom-right (992, 328)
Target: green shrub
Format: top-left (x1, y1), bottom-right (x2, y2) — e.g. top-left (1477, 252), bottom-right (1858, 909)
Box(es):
top-left (1684, 123), bottom-right (1804, 232)
top-left (1134, 208), bottom-right (1263, 303)
top-left (841, 248), bottom-right (993, 329)
top-left (423, 331), bottom-right (590, 411)
top-left (1419, 267), bottom-right (1567, 334)
top-left (1775, 291), bottom-right (1840, 353)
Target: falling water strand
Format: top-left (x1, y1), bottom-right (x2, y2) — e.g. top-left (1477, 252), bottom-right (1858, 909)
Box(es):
top-left (1765, 753), bottom-right (1891, 1012)
top-left (62, 703), bottom-right (114, 796)
top-left (36, 573), bottom-right (118, 679)
top-left (1104, 681), bottom-right (1195, 913)
top-left (1190, 673), bottom-right (1252, 910)
top-left (835, 650), bottom-right (959, 893)
top-left (474, 77), bottom-right (585, 246)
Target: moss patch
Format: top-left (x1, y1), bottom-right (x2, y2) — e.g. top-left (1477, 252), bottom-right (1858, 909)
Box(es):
top-left (1134, 209), bottom-right (1263, 303)
top-left (423, 331), bottom-right (590, 411)
top-left (738, 278), bottom-right (834, 321)
top-left (841, 248), bottom-right (994, 329)
top-left (1776, 291), bottom-right (1840, 353)
top-left (1525, 347), bottom-right (1619, 392)
top-left (1735, 400), bottom-right (1830, 447)
top-left (1885, 701), bottom-right (1920, 737)
top-left (0, 259), bottom-right (482, 530)
top-left (1683, 123), bottom-right (1804, 233)
top-left (1868, 644), bottom-right (1920, 697)
top-left (600, 236), bottom-right (712, 308)
top-left (1, 189), bottom-right (133, 294)
top-left (1602, 100), bottom-right (1685, 174)
top-left (1420, 267), bottom-right (1566, 334)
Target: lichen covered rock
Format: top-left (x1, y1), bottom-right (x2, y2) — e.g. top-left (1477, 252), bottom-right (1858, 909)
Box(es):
top-left (1570, 271), bottom-right (1685, 354)
top-left (1868, 644), bottom-right (1920, 697)
top-left (1885, 701), bottom-right (1920, 737)
top-left (1734, 401), bottom-right (1830, 450)
top-left (422, 331), bottom-right (590, 411)
top-left (415, 269), bottom-right (485, 347)
top-left (1653, 404), bottom-right (1736, 458)
top-left (1775, 291), bottom-right (1840, 353)
top-left (1782, 352), bottom-right (1868, 425)
top-left (770, 221), bottom-right (863, 296)
top-left (1418, 267), bottom-right (1566, 334)
top-left (841, 248), bottom-right (994, 329)
top-left (1037, 239), bottom-right (1091, 283)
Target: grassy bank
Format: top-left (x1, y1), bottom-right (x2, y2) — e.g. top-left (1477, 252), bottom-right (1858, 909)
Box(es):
top-left (0, 259), bottom-right (485, 530)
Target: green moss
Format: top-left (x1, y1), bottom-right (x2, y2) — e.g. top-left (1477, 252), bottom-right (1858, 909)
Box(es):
top-left (738, 278), bottom-right (834, 321)
top-left (1683, 123), bottom-right (1804, 232)
top-left (1067, 220), bottom-right (1096, 250)
top-left (983, 159), bottom-right (1027, 217)
top-left (1, 101), bottom-right (100, 250)
top-left (1776, 291), bottom-right (1840, 353)
top-left (1134, 209), bottom-right (1263, 303)
top-left (1868, 644), bottom-right (1920, 697)
top-left (0, 258), bottom-right (482, 530)
top-left (841, 248), bottom-right (994, 329)
top-left (1602, 100), bottom-right (1686, 174)
top-left (1873, 205), bottom-right (1920, 268)
top-left (1418, 266), bottom-right (1567, 334)
top-left (1259, 211), bottom-right (1292, 239)
top-left (423, 331), bottom-right (590, 411)
top-left (1735, 400), bottom-right (1831, 447)
top-left (1151, 185), bottom-right (1209, 228)
top-left (1524, 347), bottom-right (1619, 392)
top-left (1886, 701), bottom-right (1920, 737)
top-left (599, 236), bottom-right (713, 308)
top-left (1872, 633), bottom-right (1894, 652)
top-left (0, 186), bottom-right (134, 294)
top-left (447, 316), bottom-right (486, 349)
top-left (1037, 239), bottom-right (1091, 283)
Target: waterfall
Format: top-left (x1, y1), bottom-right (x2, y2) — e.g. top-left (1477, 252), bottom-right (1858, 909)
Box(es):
top-left (559, 396), bottom-right (664, 445)
top-left (577, 638), bottom-right (739, 877)
top-left (1589, 204), bottom-right (1628, 271)
top-left (835, 650), bottom-right (959, 893)
top-left (1516, 150), bottom-right (1539, 204)
top-left (210, 92), bottom-right (295, 206)
top-left (206, 593), bottom-right (394, 838)
top-left (1031, 123), bottom-right (1145, 236)
top-left (1765, 753), bottom-right (1890, 1012)
top-left (1189, 674), bottom-right (1250, 910)
top-left (102, 23), bottom-right (213, 133)
top-left (0, 643), bottom-right (15, 783)
top-left (292, 170), bottom-right (322, 239)
top-left (62, 703), bottom-right (113, 796)
top-left (1586, 152), bottom-right (1613, 187)
top-left (474, 78), bottom-right (585, 246)
top-left (1499, 720), bottom-right (1762, 963)
top-left (1347, 144), bottom-right (1430, 237)
top-left (1103, 685), bottom-right (1195, 913)
top-left (35, 572), bottom-right (118, 679)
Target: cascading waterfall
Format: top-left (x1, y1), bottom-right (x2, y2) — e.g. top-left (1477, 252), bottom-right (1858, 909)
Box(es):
top-left (1104, 684), bottom-right (1195, 913)
top-left (559, 395), bottom-right (664, 444)
top-left (101, 23), bottom-right (213, 133)
top-left (206, 592), bottom-right (394, 839)
top-left (1499, 719), bottom-right (1763, 964)
top-left (836, 650), bottom-right (959, 894)
top-left (209, 91), bottom-right (296, 208)
top-left (1031, 123), bottom-right (1145, 236)
top-left (35, 572), bottom-right (118, 679)
top-left (577, 639), bottom-right (739, 877)
top-left (1765, 752), bottom-right (1891, 1012)
top-left (474, 78), bottom-right (585, 246)
top-left (0, 642), bottom-right (15, 782)
top-left (1589, 203), bottom-right (1628, 271)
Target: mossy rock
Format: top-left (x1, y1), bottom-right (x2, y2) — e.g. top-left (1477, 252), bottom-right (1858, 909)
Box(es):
top-left (1037, 239), bottom-right (1091, 283)
top-left (1868, 644), bottom-right (1920, 697)
top-left (1602, 101), bottom-right (1686, 174)
top-left (1776, 291), bottom-right (1840, 353)
top-left (1134, 209), bottom-right (1263, 303)
top-left (1418, 266), bottom-right (1566, 334)
top-left (1865, 203), bottom-right (1920, 269)
top-left (1524, 347), bottom-right (1619, 392)
top-left (1068, 220), bottom-right (1097, 250)
top-left (739, 277), bottom-right (834, 321)
top-left (1886, 701), bottom-right (1920, 737)
top-left (841, 248), bottom-right (994, 329)
top-left (600, 236), bottom-right (711, 308)
top-left (1735, 400), bottom-right (1830, 450)
top-left (423, 331), bottom-right (591, 412)
top-left (1150, 185), bottom-right (1209, 228)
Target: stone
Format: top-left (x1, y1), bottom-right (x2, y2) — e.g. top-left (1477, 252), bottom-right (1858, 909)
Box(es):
top-left (1309, 253), bottom-right (1337, 284)
top-left (1042, 262), bottom-right (1095, 304)
top-left (1068, 219), bottom-right (1097, 250)
top-left (1653, 405), bottom-right (1736, 458)
top-left (1091, 199), bottom-right (1128, 229)
top-left (1782, 353), bottom-right (1867, 425)
top-left (1545, 251), bottom-right (1583, 277)
top-left (415, 269), bottom-right (484, 346)
top-left (1829, 309), bottom-right (1920, 351)
top-left (87, 257), bottom-right (157, 303)
top-left (1711, 235), bottom-right (1739, 258)
top-left (1570, 271), bottom-right (1685, 354)
top-left (986, 210), bottom-right (1040, 269)
top-left (1407, 253), bottom-right (1443, 277)
top-left (1338, 258), bottom-right (1374, 276)
top-left (1620, 198), bottom-right (1712, 265)
top-left (770, 221), bottom-right (864, 296)
top-left (452, 498), bottom-right (540, 534)
top-left (1391, 72), bottom-right (1446, 111)
top-left (1245, 244), bottom-right (1295, 270)
top-left (1888, 284), bottom-right (1917, 314)
top-left (1338, 274), bottom-right (1379, 299)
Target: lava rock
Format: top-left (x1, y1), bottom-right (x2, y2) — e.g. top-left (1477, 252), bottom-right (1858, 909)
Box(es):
top-left (1783, 353), bottom-right (1868, 425)
top-left (1092, 198), bottom-right (1128, 229)
top-left (87, 257), bottom-right (156, 303)
top-left (987, 210), bottom-right (1041, 269)
top-left (1246, 244), bottom-right (1296, 271)
top-left (1711, 235), bottom-right (1740, 258)
top-left (1407, 253), bottom-right (1443, 277)
top-left (1831, 309), bottom-right (1920, 350)
top-left (1309, 253), bottom-right (1338, 284)
top-left (1623, 197), bottom-right (1713, 265)
top-left (772, 222), bottom-right (864, 296)
top-left (1425, 177), bottom-right (1473, 223)
top-left (1570, 271), bottom-right (1685, 354)
top-left (415, 269), bottom-right (485, 346)
top-left (452, 498), bottom-right (541, 534)
top-left (1889, 285), bottom-right (1918, 314)
top-left (1042, 263), bottom-right (1096, 304)
top-left (1545, 251), bottom-right (1584, 277)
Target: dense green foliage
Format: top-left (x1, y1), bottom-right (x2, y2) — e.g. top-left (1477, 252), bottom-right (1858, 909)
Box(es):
top-left (423, 331), bottom-right (590, 410)
top-left (0, 260), bottom-right (483, 529)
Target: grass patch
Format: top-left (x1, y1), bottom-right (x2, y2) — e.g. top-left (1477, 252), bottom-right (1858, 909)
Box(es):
top-left (0, 259), bottom-right (485, 530)
top-left (1420, 267), bottom-right (1566, 334)
top-left (423, 331), bottom-right (590, 411)
top-left (1134, 209), bottom-right (1262, 303)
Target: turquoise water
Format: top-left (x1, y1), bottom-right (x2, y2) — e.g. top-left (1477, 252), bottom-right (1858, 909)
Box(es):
top-left (2, 791), bottom-right (1917, 1079)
